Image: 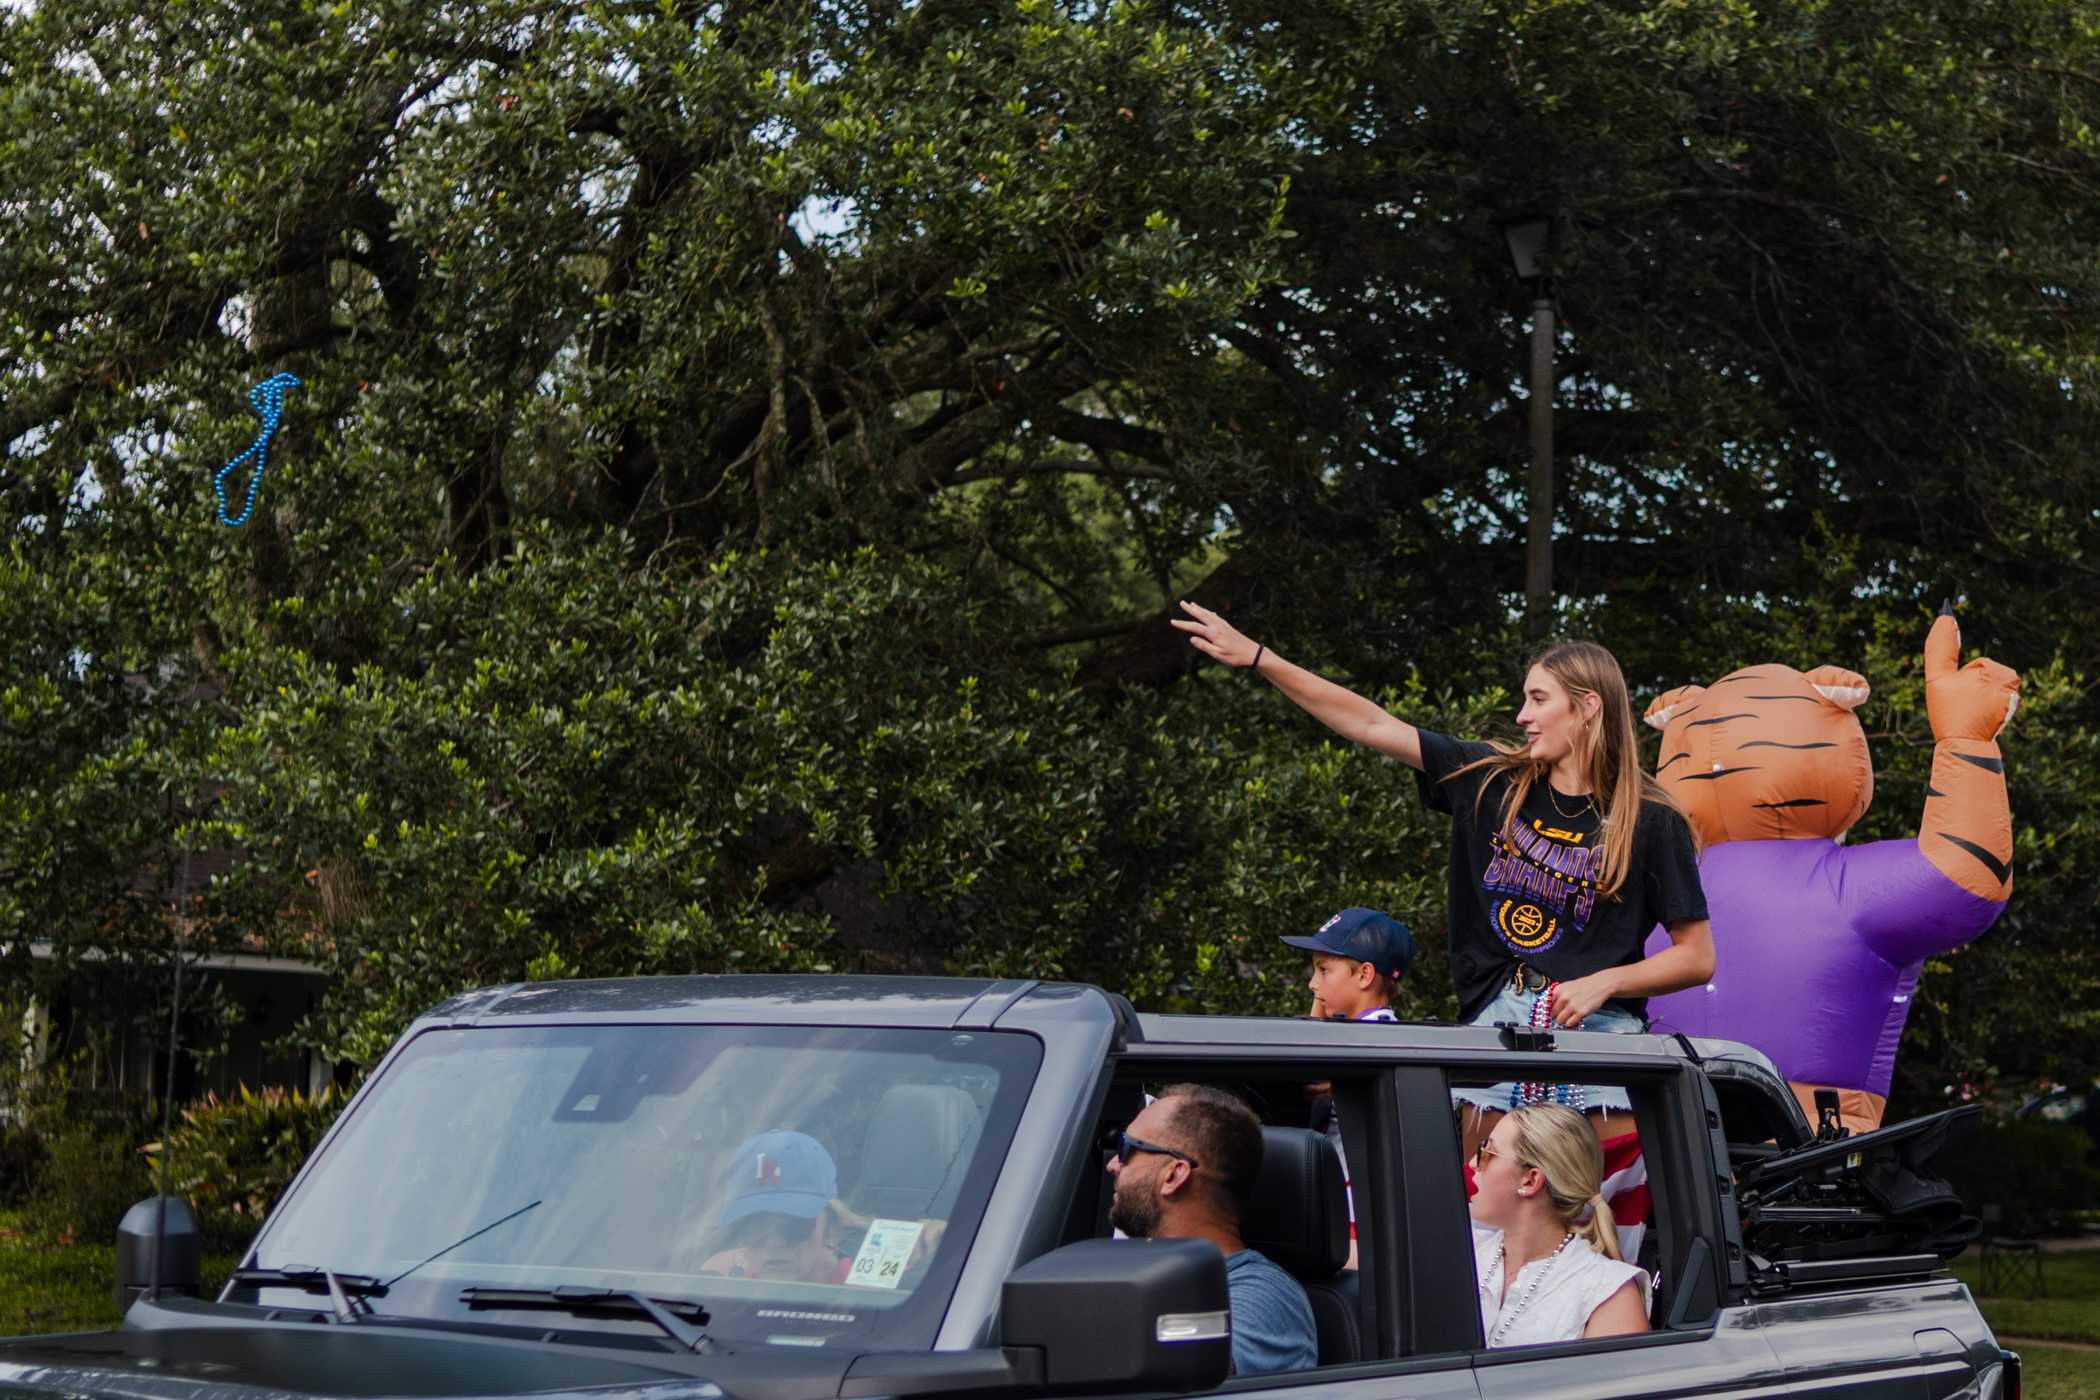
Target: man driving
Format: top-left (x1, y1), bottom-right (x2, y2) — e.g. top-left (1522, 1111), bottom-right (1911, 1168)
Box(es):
top-left (1105, 1085), bottom-right (1317, 1376)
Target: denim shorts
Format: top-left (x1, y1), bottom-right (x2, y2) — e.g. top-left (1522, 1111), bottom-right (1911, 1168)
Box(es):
top-left (1450, 984), bottom-right (1646, 1116)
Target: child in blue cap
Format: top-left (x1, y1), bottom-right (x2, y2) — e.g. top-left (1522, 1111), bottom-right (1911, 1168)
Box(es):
top-left (1283, 907), bottom-right (1414, 1268)
top-left (1282, 907), bottom-right (1414, 1023)
top-left (702, 1130), bottom-right (851, 1283)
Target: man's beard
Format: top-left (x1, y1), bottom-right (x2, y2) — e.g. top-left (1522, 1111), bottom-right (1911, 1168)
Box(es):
top-left (1109, 1177), bottom-right (1162, 1238)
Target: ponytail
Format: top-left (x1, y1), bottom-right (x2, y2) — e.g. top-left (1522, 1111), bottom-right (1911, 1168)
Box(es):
top-left (1574, 1192), bottom-right (1620, 1260)
top-left (1504, 1104), bottom-right (1622, 1259)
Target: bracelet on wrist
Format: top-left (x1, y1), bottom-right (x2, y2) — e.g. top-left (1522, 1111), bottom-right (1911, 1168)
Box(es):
top-left (1250, 644), bottom-right (1266, 672)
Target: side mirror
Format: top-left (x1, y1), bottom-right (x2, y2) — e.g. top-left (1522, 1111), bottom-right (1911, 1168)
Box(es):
top-left (115, 1196), bottom-right (202, 1315)
top-left (1001, 1238), bottom-right (1231, 1392)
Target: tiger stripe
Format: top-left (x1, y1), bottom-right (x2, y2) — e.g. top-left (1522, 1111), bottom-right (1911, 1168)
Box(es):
top-left (1921, 737), bottom-right (2012, 900)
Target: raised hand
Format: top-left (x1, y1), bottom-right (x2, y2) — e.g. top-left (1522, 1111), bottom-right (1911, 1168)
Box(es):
top-left (1923, 612), bottom-right (2020, 742)
top-left (1171, 600), bottom-right (1261, 668)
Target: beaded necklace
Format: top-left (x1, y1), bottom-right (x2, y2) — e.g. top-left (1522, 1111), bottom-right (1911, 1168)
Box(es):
top-left (1485, 1229), bottom-right (1578, 1346)
top-left (214, 373), bottom-right (301, 527)
top-left (1509, 983), bottom-right (1587, 1111)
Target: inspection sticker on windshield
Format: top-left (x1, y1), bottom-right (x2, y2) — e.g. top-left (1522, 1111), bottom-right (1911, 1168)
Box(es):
top-left (846, 1218), bottom-right (923, 1289)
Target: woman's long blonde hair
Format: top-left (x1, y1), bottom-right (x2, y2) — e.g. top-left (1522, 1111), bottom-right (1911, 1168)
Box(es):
top-left (1504, 1103), bottom-right (1620, 1260)
top-left (1451, 639), bottom-right (1686, 900)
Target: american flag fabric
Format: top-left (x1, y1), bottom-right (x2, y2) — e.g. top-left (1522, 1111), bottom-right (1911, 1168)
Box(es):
top-left (1600, 1131), bottom-right (1649, 1261)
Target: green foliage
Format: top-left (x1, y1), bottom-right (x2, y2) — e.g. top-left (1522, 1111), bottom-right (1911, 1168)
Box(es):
top-left (0, 1125), bottom-right (45, 1210)
top-left (1, 0), bottom-right (2097, 1104)
top-left (0, 1208), bottom-right (127, 1335)
top-left (191, 538), bottom-right (1490, 1054)
top-left (1945, 1120), bottom-right (2100, 1238)
top-left (0, 1208), bottom-right (241, 1336)
top-left (32, 1122), bottom-right (154, 1244)
top-left (152, 1085), bottom-right (346, 1247)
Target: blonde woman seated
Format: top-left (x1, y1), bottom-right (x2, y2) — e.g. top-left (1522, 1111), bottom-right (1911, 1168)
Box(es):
top-left (1469, 1103), bottom-right (1651, 1347)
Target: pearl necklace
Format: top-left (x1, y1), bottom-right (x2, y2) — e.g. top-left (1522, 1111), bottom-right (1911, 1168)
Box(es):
top-left (1487, 1230), bottom-right (1577, 1346)
top-left (214, 372), bottom-right (301, 527)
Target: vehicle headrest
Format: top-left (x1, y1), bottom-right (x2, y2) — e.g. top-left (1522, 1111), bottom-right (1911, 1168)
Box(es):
top-left (1239, 1126), bottom-right (1349, 1281)
top-left (855, 1084), bottom-right (983, 1220)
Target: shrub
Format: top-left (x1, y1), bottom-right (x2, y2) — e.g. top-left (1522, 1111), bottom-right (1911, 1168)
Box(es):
top-left (33, 1121), bottom-right (153, 1242)
top-left (150, 1085), bottom-right (346, 1250)
top-left (0, 1125), bottom-right (47, 1208)
top-left (1944, 1118), bottom-right (2100, 1238)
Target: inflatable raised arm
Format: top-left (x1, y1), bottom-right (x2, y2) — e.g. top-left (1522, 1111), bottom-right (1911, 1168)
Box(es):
top-left (1640, 614), bottom-right (2018, 1132)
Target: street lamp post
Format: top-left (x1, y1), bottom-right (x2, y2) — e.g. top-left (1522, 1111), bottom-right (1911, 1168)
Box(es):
top-left (1501, 214), bottom-right (1554, 643)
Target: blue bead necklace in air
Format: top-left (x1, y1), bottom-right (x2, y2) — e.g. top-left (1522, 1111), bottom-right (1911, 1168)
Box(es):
top-left (214, 373), bottom-right (301, 527)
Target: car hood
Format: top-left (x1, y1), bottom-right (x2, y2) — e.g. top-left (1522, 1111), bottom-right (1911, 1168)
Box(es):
top-left (0, 1321), bottom-right (730, 1400)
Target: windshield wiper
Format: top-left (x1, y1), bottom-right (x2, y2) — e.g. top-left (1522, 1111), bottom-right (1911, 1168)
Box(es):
top-left (459, 1286), bottom-right (715, 1354)
top-left (230, 1266), bottom-right (386, 1323)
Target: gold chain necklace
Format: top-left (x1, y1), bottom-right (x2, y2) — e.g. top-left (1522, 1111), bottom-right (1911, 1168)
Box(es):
top-left (1546, 783), bottom-right (1594, 820)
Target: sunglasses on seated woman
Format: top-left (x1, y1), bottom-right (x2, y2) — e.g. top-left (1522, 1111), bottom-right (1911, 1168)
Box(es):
top-left (1475, 1140), bottom-right (1528, 1170)
top-left (1099, 1128), bottom-right (1200, 1169)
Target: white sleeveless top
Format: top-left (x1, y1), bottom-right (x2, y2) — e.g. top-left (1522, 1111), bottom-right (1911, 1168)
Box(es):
top-left (1473, 1225), bottom-right (1650, 1347)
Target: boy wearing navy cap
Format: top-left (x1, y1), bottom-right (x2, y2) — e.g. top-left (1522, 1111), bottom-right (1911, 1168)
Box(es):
top-left (1283, 907), bottom-right (1414, 1024)
top-left (1284, 907), bottom-right (1414, 1269)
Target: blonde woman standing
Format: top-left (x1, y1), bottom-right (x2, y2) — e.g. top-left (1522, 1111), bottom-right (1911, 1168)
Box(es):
top-left (1173, 608), bottom-right (1712, 1148)
top-left (1173, 605), bottom-right (1712, 1035)
top-left (1468, 1104), bottom-right (1650, 1346)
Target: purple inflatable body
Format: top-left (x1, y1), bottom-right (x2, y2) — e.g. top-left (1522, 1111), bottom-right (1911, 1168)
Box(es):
top-left (1643, 838), bottom-right (2004, 1097)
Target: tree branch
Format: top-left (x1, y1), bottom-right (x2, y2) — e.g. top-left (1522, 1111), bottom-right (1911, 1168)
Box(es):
top-left (1029, 616), bottom-right (1152, 646)
top-left (1035, 406), bottom-right (1174, 465)
top-left (946, 457), bottom-right (1176, 487)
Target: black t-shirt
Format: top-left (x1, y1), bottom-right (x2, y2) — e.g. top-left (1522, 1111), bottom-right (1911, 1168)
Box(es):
top-left (1414, 729), bottom-right (1708, 1025)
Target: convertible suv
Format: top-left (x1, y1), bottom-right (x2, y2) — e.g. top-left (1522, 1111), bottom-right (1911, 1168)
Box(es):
top-left (0, 976), bottom-right (2016, 1400)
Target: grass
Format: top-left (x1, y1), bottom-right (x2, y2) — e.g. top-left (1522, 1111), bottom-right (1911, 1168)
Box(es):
top-left (1950, 1248), bottom-right (2100, 1345)
top-left (1950, 1247), bottom-right (2100, 1399)
top-left (0, 1209), bottom-right (241, 1337)
top-left (2022, 1348), bottom-right (2100, 1400)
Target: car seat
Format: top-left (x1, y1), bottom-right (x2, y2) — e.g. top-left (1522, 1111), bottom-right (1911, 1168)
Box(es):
top-left (851, 1083), bottom-right (984, 1221)
top-left (1239, 1126), bottom-right (1355, 1365)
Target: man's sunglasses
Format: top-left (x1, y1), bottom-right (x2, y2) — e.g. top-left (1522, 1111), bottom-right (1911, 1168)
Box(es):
top-left (1100, 1129), bottom-right (1200, 1169)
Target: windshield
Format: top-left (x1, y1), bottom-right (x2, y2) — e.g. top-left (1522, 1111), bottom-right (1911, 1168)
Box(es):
top-left (241, 1023), bottom-right (1039, 1351)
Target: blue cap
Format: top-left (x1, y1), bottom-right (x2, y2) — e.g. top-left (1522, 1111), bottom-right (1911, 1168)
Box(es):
top-left (1280, 908), bottom-right (1415, 982)
top-left (720, 1130), bottom-right (838, 1226)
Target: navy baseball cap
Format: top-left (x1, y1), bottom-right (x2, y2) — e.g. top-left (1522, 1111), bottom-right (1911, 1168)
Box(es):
top-left (720, 1130), bottom-right (838, 1226)
top-left (1281, 907), bottom-right (1415, 982)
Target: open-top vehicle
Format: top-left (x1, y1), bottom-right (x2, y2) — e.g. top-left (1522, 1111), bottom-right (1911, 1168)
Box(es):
top-left (0, 976), bottom-right (2017, 1400)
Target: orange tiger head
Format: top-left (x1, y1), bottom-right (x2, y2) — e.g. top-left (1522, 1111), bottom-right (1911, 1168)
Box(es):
top-left (1644, 664), bottom-right (1874, 846)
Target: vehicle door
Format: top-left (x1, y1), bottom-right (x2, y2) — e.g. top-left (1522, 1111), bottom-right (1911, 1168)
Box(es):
top-left (1422, 1049), bottom-right (1793, 1400)
top-left (1051, 1032), bottom-right (1484, 1400)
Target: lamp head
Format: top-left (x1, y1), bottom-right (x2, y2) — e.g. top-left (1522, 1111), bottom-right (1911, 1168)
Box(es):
top-left (1500, 212), bottom-right (1553, 284)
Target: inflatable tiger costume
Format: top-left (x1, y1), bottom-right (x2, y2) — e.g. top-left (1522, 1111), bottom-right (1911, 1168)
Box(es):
top-left (1639, 612), bottom-right (2017, 1132)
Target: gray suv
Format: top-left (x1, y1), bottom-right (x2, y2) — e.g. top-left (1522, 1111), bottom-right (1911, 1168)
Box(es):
top-left (0, 976), bottom-right (2017, 1400)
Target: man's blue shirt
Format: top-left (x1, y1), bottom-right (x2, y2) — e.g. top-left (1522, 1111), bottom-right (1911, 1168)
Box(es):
top-left (1224, 1247), bottom-right (1318, 1375)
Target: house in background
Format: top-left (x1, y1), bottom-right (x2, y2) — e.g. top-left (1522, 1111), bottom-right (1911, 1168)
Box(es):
top-left (13, 850), bottom-right (345, 1106)
top-left (5, 665), bottom-right (351, 1107)
top-left (21, 943), bottom-right (337, 1102)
